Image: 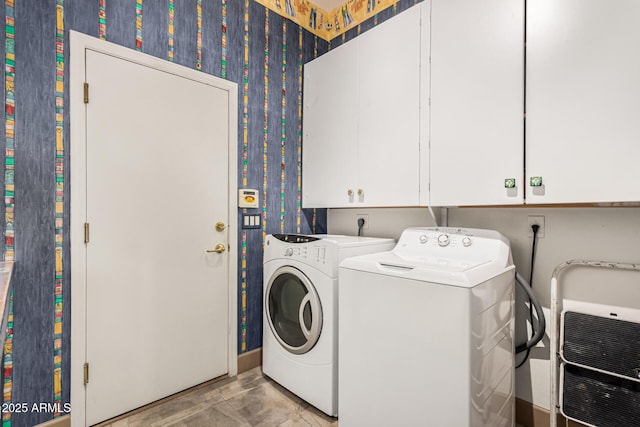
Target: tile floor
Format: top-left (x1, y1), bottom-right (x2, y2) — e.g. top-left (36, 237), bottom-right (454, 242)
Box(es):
top-left (98, 367), bottom-right (338, 427)
top-left (98, 367), bottom-right (526, 427)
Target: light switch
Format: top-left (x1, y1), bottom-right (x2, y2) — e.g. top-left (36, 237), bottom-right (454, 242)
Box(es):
top-left (242, 214), bottom-right (261, 229)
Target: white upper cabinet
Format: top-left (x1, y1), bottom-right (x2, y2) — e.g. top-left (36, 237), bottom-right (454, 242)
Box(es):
top-left (302, 40), bottom-right (359, 208)
top-left (429, 0), bottom-right (525, 206)
top-left (302, 4), bottom-right (424, 208)
top-left (304, 0), bottom-right (640, 209)
top-left (526, 0), bottom-right (640, 204)
top-left (356, 4), bottom-right (423, 207)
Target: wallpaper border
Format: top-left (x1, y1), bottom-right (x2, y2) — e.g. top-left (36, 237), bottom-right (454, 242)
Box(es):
top-left (255, 0), bottom-right (403, 41)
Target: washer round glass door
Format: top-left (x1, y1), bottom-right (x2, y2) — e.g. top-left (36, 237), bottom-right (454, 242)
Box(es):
top-left (265, 266), bottom-right (323, 355)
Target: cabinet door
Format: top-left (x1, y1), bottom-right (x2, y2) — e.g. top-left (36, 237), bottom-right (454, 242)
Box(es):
top-left (430, 0), bottom-right (524, 206)
top-left (526, 0), bottom-right (640, 203)
top-left (356, 4), bottom-right (423, 207)
top-left (302, 41), bottom-right (359, 208)
top-left (419, 2), bottom-right (430, 207)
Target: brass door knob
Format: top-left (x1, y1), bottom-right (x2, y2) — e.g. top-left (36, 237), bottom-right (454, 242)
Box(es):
top-left (207, 243), bottom-right (226, 253)
top-left (215, 221), bottom-right (226, 232)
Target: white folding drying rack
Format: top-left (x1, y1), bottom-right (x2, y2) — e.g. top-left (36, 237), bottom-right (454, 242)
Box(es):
top-left (549, 259), bottom-right (640, 427)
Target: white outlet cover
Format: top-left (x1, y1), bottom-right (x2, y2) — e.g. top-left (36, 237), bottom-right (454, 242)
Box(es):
top-left (356, 214), bottom-right (369, 230)
top-left (527, 215), bottom-right (545, 238)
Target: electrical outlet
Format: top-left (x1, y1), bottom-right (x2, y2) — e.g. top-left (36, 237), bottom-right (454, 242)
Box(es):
top-left (356, 214), bottom-right (369, 230)
top-left (527, 215), bottom-right (545, 238)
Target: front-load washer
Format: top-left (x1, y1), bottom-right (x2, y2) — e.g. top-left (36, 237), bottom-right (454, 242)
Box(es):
top-left (339, 227), bottom-right (516, 427)
top-left (262, 233), bottom-right (395, 417)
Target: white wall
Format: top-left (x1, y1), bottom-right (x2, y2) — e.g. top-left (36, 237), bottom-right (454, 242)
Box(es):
top-left (329, 206), bottom-right (640, 410)
top-left (328, 207), bottom-right (437, 239)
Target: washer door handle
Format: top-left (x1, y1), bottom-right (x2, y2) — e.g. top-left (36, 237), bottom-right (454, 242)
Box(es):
top-left (299, 294), bottom-right (312, 339)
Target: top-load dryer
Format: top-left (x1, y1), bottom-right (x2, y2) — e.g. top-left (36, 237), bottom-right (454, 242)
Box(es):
top-left (262, 233), bottom-right (395, 417)
top-left (338, 227), bottom-right (516, 427)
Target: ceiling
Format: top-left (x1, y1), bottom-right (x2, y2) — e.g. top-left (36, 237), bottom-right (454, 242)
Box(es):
top-left (313, 0), bottom-right (345, 11)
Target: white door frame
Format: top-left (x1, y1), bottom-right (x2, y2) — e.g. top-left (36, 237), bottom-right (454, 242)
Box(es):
top-left (69, 31), bottom-right (238, 427)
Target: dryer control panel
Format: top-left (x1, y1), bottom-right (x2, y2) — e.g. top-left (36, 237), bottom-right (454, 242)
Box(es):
top-left (279, 244), bottom-right (327, 263)
top-left (269, 235), bottom-right (330, 267)
top-left (272, 233), bottom-right (321, 244)
top-left (264, 234), bottom-right (394, 278)
top-left (264, 234), bottom-right (333, 273)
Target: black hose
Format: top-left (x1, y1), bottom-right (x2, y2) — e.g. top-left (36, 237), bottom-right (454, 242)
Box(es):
top-left (515, 271), bottom-right (546, 354)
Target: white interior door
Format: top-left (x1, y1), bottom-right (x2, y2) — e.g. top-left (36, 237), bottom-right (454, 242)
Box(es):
top-left (84, 49), bottom-right (230, 425)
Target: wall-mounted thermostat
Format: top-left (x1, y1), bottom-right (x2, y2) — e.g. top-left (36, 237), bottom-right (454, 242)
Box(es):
top-left (238, 189), bottom-right (259, 208)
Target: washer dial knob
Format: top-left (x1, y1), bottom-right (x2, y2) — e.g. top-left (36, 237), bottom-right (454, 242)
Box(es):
top-left (419, 234), bottom-right (428, 244)
top-left (462, 237), bottom-right (472, 247)
top-left (437, 234), bottom-right (450, 247)
top-left (285, 247), bottom-right (294, 256)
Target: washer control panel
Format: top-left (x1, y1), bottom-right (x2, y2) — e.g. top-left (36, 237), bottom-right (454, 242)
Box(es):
top-left (392, 227), bottom-right (511, 271)
top-left (437, 234), bottom-right (451, 247)
top-left (405, 229), bottom-right (474, 249)
top-left (417, 232), bottom-right (474, 248)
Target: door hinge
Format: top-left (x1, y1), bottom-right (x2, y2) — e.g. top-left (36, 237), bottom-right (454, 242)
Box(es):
top-left (84, 222), bottom-right (90, 244)
top-left (83, 83), bottom-right (89, 104)
top-left (83, 362), bottom-right (89, 385)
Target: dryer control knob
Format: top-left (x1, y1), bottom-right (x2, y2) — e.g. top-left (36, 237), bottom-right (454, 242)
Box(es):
top-left (437, 234), bottom-right (450, 247)
top-left (285, 248), bottom-right (294, 256)
top-left (462, 237), bottom-right (472, 247)
top-left (419, 234), bottom-right (428, 244)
